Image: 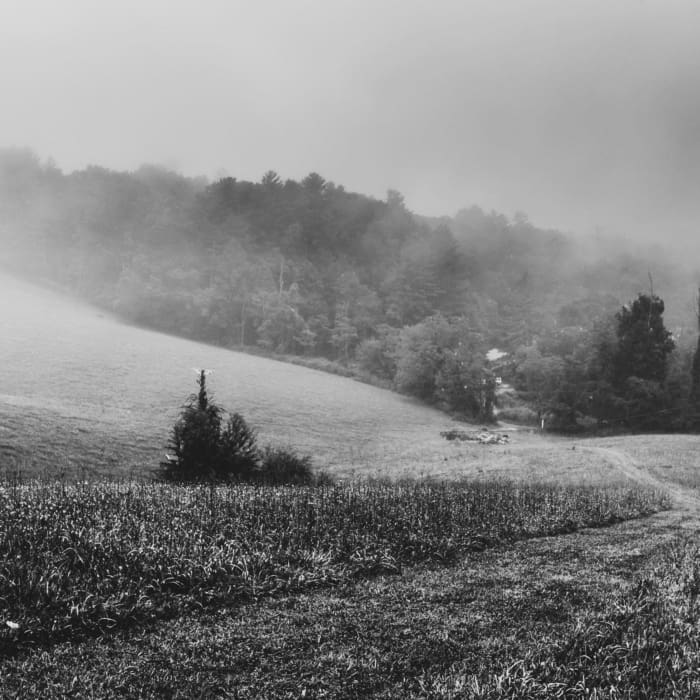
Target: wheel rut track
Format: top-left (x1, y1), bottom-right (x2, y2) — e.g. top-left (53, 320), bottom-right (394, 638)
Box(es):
top-left (582, 444), bottom-right (700, 518)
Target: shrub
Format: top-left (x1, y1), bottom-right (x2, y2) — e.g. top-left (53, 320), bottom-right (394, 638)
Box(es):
top-left (259, 446), bottom-right (314, 485)
top-left (496, 405), bottom-right (539, 425)
top-left (313, 469), bottom-right (336, 486)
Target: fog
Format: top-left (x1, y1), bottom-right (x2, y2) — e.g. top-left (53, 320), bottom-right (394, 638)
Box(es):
top-left (2, 0), bottom-right (700, 246)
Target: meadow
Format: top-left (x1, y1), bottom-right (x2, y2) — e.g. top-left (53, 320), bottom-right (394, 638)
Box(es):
top-left (0, 272), bottom-right (461, 480)
top-left (0, 271), bottom-right (645, 485)
top-left (2, 274), bottom-right (700, 697)
top-left (585, 433), bottom-right (700, 493)
top-left (1, 472), bottom-right (697, 698)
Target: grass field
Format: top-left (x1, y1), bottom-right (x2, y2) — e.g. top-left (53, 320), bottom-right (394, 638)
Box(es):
top-left (8, 512), bottom-right (691, 699)
top-left (0, 477), bottom-right (675, 698)
top-left (3, 273), bottom-right (700, 697)
top-left (0, 479), bottom-right (666, 650)
top-left (0, 272), bottom-right (466, 480)
top-left (0, 271), bottom-right (655, 484)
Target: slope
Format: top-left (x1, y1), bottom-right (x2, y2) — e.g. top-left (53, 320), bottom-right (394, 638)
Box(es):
top-left (0, 273), bottom-right (465, 479)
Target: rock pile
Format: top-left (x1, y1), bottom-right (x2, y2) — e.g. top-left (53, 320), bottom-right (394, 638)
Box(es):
top-left (440, 429), bottom-right (510, 445)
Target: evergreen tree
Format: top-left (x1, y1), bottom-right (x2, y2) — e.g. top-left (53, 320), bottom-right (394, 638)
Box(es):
top-left (218, 412), bottom-right (259, 480)
top-left (690, 342), bottom-right (700, 421)
top-left (611, 294), bottom-right (675, 387)
top-left (160, 370), bottom-right (259, 482)
top-left (161, 370), bottom-right (223, 482)
top-left (604, 294), bottom-right (675, 429)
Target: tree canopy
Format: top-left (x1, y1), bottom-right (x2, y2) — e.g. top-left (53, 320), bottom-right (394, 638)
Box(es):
top-left (1, 148), bottom-right (699, 429)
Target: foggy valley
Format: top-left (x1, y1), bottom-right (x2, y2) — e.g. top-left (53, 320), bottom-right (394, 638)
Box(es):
top-left (2, 1), bottom-right (700, 697)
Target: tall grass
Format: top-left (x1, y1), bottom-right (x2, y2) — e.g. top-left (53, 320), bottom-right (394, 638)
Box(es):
top-left (0, 479), bottom-right (668, 655)
top-left (440, 537), bottom-right (700, 698)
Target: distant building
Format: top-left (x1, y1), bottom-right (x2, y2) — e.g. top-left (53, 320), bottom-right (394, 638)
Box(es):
top-left (486, 348), bottom-right (508, 363)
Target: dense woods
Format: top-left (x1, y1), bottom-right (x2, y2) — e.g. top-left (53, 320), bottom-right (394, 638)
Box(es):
top-left (1, 147), bottom-right (698, 430)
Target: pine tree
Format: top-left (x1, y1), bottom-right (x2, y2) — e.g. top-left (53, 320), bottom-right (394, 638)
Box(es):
top-left (160, 370), bottom-right (259, 482)
top-left (611, 294), bottom-right (675, 387)
top-left (218, 413), bottom-right (259, 480)
top-left (161, 370), bottom-right (222, 481)
top-left (608, 294), bottom-right (675, 429)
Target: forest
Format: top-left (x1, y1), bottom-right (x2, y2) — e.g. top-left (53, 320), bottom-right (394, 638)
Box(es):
top-left (2, 147), bottom-right (699, 432)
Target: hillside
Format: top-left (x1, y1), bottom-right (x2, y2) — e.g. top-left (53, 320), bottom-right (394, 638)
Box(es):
top-left (2, 149), bottom-right (700, 431)
top-left (6, 267), bottom-right (700, 696)
top-left (0, 272), bottom-right (468, 479)
top-left (4, 271), bottom-right (673, 483)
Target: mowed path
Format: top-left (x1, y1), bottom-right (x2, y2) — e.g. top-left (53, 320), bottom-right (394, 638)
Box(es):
top-left (579, 436), bottom-right (700, 526)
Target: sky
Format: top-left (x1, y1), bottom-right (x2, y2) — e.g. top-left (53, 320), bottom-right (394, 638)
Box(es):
top-left (2, 0), bottom-right (700, 244)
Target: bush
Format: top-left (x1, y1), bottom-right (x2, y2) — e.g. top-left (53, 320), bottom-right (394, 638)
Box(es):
top-left (496, 405), bottom-right (539, 425)
top-left (259, 446), bottom-right (314, 485)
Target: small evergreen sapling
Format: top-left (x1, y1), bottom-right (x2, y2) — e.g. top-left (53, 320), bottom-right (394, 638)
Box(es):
top-left (160, 370), bottom-right (259, 482)
top-left (161, 370), bottom-right (223, 482)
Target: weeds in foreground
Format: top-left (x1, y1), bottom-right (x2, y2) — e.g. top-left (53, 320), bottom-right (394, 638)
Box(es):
top-left (0, 478), bottom-right (668, 656)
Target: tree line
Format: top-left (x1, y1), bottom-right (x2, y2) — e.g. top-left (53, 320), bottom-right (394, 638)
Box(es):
top-left (513, 291), bottom-right (700, 431)
top-left (1, 147), bottom-right (699, 430)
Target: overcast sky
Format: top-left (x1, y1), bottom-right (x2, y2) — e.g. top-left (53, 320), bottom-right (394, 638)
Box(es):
top-left (2, 0), bottom-right (700, 243)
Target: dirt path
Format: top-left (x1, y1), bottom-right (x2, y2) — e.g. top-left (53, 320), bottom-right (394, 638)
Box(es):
top-left (581, 443), bottom-right (700, 518)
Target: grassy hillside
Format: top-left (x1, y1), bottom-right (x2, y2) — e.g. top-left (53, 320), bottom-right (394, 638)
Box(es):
top-left (6, 271), bottom-right (698, 486)
top-left (5, 273), bottom-right (700, 697)
top-left (0, 272), bottom-right (474, 479)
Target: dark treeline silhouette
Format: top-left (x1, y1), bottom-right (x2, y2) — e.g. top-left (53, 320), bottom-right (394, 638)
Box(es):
top-left (1, 147), bottom-right (699, 429)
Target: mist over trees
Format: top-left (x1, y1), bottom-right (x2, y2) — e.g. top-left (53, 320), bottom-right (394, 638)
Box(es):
top-left (1, 147), bottom-right (699, 429)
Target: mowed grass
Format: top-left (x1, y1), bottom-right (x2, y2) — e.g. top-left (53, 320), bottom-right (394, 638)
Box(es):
top-left (585, 433), bottom-right (700, 492)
